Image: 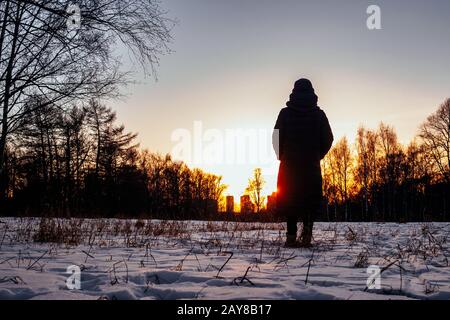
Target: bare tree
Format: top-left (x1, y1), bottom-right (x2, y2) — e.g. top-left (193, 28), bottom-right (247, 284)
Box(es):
top-left (84, 99), bottom-right (118, 177)
top-left (0, 0), bottom-right (174, 198)
top-left (245, 168), bottom-right (265, 213)
top-left (355, 127), bottom-right (370, 219)
top-left (354, 127), bottom-right (381, 220)
top-left (330, 137), bottom-right (352, 220)
top-left (419, 98), bottom-right (450, 183)
top-left (321, 152), bottom-right (338, 220)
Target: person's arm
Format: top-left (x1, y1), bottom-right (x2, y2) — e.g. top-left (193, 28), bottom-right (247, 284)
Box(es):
top-left (273, 110), bottom-right (284, 160)
top-left (320, 111), bottom-right (333, 159)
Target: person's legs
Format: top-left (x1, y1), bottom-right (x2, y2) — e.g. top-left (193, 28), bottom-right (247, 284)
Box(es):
top-left (285, 212), bottom-right (299, 247)
top-left (286, 215), bottom-right (298, 236)
top-left (300, 203), bottom-right (317, 246)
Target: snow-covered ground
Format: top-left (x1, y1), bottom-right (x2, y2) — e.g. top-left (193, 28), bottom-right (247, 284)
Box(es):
top-left (0, 218), bottom-right (449, 300)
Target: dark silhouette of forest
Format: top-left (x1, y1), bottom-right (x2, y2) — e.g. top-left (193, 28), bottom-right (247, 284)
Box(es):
top-left (0, 98), bottom-right (448, 222)
top-left (0, 1), bottom-right (448, 222)
top-left (320, 98), bottom-right (449, 222)
top-left (1, 100), bottom-right (226, 218)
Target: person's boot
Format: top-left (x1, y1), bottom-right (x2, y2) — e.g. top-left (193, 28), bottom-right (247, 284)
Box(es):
top-left (284, 234), bottom-right (301, 248)
top-left (299, 225), bottom-right (313, 248)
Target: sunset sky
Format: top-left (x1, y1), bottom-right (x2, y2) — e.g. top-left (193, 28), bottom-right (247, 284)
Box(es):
top-left (111, 0), bottom-right (450, 198)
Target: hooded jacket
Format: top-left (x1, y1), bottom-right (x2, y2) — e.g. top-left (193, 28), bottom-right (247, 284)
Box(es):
top-left (273, 79), bottom-right (334, 213)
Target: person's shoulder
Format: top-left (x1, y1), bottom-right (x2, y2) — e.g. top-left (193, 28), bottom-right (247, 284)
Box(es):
top-left (277, 107), bottom-right (289, 117)
top-left (316, 106), bottom-right (328, 117)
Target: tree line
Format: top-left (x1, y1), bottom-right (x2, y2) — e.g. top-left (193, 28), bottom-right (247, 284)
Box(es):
top-left (1, 1), bottom-right (448, 221)
top-left (2, 98), bottom-right (448, 221)
top-left (321, 98), bottom-right (449, 222)
top-left (2, 99), bottom-right (226, 218)
top-left (0, 0), bottom-right (176, 217)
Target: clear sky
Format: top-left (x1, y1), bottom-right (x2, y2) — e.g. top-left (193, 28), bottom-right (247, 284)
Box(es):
top-left (111, 0), bottom-right (450, 198)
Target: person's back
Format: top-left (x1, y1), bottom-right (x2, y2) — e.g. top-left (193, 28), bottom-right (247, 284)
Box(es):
top-left (273, 78), bottom-right (333, 247)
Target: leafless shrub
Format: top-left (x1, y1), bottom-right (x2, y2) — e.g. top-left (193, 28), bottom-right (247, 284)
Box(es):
top-left (0, 276), bottom-right (26, 284)
top-left (232, 266), bottom-right (255, 286)
top-left (33, 219), bottom-right (82, 245)
top-left (26, 250), bottom-right (48, 271)
top-left (216, 251), bottom-right (234, 278)
top-left (424, 280), bottom-right (440, 295)
top-left (345, 226), bottom-right (358, 242)
top-left (109, 260), bottom-right (129, 285)
top-left (354, 249), bottom-right (369, 268)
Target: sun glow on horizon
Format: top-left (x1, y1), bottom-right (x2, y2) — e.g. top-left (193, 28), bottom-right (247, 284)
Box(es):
top-left (169, 119), bottom-right (281, 200)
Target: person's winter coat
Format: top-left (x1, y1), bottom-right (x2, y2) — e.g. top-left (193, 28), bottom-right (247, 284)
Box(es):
top-left (273, 79), bottom-right (333, 216)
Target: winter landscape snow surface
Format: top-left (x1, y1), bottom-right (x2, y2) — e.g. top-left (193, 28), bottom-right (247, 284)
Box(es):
top-left (0, 218), bottom-right (449, 300)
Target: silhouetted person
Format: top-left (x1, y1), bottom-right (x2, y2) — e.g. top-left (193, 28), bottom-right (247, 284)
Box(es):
top-left (273, 78), bottom-right (333, 247)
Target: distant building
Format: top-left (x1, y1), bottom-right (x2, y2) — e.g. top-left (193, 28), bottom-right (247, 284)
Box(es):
top-left (240, 195), bottom-right (254, 214)
top-left (267, 192), bottom-right (277, 211)
top-left (226, 196), bottom-right (234, 214)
